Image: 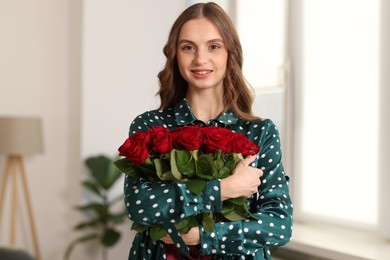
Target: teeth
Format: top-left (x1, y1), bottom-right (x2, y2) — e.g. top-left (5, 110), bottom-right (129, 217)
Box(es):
top-left (195, 71), bottom-right (208, 75)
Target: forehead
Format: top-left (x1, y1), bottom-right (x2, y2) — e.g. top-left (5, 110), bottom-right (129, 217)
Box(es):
top-left (178, 18), bottom-right (223, 42)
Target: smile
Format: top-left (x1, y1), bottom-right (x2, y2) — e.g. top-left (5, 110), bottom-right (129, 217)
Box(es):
top-left (191, 70), bottom-right (213, 77)
top-left (194, 71), bottom-right (209, 75)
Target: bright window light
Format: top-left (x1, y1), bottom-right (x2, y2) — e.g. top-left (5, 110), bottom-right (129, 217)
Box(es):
top-left (301, 0), bottom-right (380, 225)
top-left (236, 0), bottom-right (286, 88)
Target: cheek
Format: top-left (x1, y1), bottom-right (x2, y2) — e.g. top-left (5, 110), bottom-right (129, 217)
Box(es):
top-left (219, 58), bottom-right (228, 76)
top-left (218, 53), bottom-right (228, 70)
top-left (177, 61), bottom-right (187, 80)
top-left (177, 55), bottom-right (192, 80)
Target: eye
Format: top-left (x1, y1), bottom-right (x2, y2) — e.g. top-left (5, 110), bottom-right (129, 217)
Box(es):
top-left (209, 44), bottom-right (221, 50)
top-left (180, 44), bottom-right (195, 52)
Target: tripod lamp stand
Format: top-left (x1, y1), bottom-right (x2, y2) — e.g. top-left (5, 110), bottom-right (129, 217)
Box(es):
top-left (0, 117), bottom-right (43, 260)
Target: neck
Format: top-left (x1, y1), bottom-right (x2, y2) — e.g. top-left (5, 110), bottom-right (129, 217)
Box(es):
top-left (186, 91), bottom-right (224, 123)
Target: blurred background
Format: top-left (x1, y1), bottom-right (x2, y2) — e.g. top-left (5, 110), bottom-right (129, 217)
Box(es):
top-left (0, 0), bottom-right (389, 259)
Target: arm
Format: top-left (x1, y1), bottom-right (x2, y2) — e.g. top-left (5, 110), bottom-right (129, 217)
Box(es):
top-left (124, 176), bottom-right (222, 225)
top-left (123, 114), bottom-right (223, 226)
top-left (160, 155), bottom-right (263, 246)
top-left (199, 120), bottom-right (293, 255)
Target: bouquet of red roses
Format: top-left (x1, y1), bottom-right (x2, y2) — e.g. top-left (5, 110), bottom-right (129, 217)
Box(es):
top-left (114, 125), bottom-right (260, 241)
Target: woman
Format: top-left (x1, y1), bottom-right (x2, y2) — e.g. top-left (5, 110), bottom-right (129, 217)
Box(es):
top-left (123, 2), bottom-right (292, 259)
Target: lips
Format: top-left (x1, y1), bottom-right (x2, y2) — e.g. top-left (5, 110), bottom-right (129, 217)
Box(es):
top-left (191, 69), bottom-right (213, 78)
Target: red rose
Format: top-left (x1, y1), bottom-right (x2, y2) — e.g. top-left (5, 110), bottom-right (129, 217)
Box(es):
top-left (118, 131), bottom-right (150, 165)
top-left (171, 125), bottom-right (203, 151)
top-left (149, 126), bottom-right (173, 154)
top-left (202, 127), bottom-right (235, 153)
top-left (231, 133), bottom-right (260, 156)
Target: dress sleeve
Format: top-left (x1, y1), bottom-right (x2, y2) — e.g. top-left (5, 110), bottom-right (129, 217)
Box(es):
top-left (123, 114), bottom-right (223, 226)
top-left (199, 120), bottom-right (293, 256)
top-left (124, 177), bottom-right (222, 225)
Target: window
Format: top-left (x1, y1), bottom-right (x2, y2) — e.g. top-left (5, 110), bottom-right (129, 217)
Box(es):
top-left (291, 0), bottom-right (390, 237)
top-left (186, 1), bottom-right (289, 143)
top-left (235, 0), bottom-right (288, 146)
top-left (188, 0), bottom-right (390, 238)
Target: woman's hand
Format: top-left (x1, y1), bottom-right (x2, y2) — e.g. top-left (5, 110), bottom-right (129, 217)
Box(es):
top-left (160, 226), bottom-right (200, 245)
top-left (220, 155), bottom-right (263, 200)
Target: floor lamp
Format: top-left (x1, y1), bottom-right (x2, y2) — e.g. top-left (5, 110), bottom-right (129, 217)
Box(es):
top-left (0, 117), bottom-right (43, 260)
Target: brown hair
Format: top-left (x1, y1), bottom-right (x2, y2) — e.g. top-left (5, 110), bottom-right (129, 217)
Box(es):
top-left (157, 2), bottom-right (257, 121)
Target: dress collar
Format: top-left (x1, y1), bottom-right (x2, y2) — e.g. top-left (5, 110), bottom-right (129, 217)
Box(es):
top-left (173, 98), bottom-right (238, 127)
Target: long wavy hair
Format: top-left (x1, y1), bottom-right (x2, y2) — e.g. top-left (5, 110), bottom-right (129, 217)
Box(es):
top-left (157, 2), bottom-right (257, 121)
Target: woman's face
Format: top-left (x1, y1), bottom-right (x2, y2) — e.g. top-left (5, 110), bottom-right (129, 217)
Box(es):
top-left (177, 18), bottom-right (228, 92)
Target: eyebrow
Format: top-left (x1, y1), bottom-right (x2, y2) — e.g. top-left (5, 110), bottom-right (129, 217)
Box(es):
top-left (177, 38), bottom-right (225, 45)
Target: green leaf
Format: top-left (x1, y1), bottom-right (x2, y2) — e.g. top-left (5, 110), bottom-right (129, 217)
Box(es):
top-left (191, 150), bottom-right (199, 161)
top-left (222, 210), bottom-right (246, 221)
top-left (150, 226), bottom-right (167, 241)
top-left (113, 158), bottom-right (142, 179)
top-left (186, 179), bottom-right (206, 195)
top-left (221, 201), bottom-right (247, 221)
top-left (174, 219), bottom-right (189, 230)
top-left (85, 155), bottom-right (110, 189)
top-left (228, 197), bottom-right (247, 206)
top-left (64, 233), bottom-right (99, 260)
top-left (217, 158), bottom-right (234, 179)
top-left (195, 154), bottom-right (215, 180)
top-left (216, 166), bottom-right (230, 179)
top-left (154, 158), bottom-right (174, 181)
top-left (202, 213), bottom-right (215, 233)
top-left (139, 164), bottom-right (160, 181)
top-left (106, 157), bottom-right (123, 188)
top-left (101, 228), bottom-right (121, 247)
top-left (214, 150), bottom-right (225, 171)
top-left (107, 212), bottom-right (126, 224)
top-left (227, 197), bottom-right (254, 218)
top-left (176, 150), bottom-right (195, 177)
top-left (77, 203), bottom-right (109, 218)
top-left (74, 219), bottom-right (100, 230)
top-left (233, 153), bottom-right (244, 166)
top-left (131, 222), bottom-right (149, 232)
top-left (187, 216), bottom-right (200, 230)
top-left (177, 217), bottom-right (199, 234)
top-left (170, 149), bottom-right (184, 181)
top-left (154, 158), bottom-right (164, 180)
top-left (82, 180), bottom-right (102, 198)
top-left (85, 155), bottom-right (122, 190)
top-left (221, 200), bottom-right (235, 212)
top-left (161, 170), bottom-right (175, 181)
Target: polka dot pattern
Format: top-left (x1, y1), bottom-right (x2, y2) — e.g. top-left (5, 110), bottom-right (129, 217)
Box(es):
top-left (125, 98), bottom-right (293, 260)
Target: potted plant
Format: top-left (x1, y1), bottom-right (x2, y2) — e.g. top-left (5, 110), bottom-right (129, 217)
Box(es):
top-left (64, 155), bottom-right (126, 260)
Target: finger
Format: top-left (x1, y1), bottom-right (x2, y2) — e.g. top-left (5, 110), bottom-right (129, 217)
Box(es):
top-left (241, 155), bottom-right (257, 167)
top-left (246, 190), bottom-right (257, 198)
top-left (160, 235), bottom-right (172, 244)
top-left (161, 238), bottom-right (172, 244)
top-left (238, 161), bottom-right (246, 168)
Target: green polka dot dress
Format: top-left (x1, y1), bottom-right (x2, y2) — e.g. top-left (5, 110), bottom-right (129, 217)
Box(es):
top-left (124, 98), bottom-right (293, 259)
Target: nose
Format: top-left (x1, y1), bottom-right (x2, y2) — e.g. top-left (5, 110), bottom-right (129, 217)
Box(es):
top-left (193, 48), bottom-right (208, 65)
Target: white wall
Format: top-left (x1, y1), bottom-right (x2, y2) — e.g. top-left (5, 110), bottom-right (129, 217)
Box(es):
top-left (0, 0), bottom-right (185, 259)
top-left (81, 0), bottom-right (185, 157)
top-left (81, 0), bottom-right (185, 259)
top-left (0, 1), bottom-right (80, 260)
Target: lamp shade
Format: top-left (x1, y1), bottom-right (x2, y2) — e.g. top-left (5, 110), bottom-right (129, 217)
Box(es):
top-left (0, 117), bottom-right (43, 155)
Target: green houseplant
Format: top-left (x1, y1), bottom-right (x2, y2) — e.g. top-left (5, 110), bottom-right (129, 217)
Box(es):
top-left (64, 155), bottom-right (126, 260)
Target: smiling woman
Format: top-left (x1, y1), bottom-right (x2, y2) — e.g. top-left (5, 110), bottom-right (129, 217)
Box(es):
top-left (119, 2), bottom-right (293, 260)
